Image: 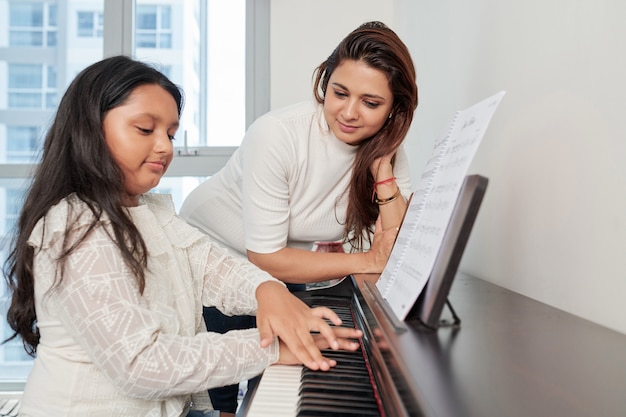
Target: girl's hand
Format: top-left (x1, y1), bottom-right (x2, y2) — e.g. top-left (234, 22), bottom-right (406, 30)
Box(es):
top-left (255, 281), bottom-right (361, 370)
top-left (277, 326), bottom-right (362, 367)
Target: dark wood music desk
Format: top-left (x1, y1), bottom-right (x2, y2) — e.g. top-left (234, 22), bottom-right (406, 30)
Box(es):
top-left (404, 272), bottom-right (626, 417)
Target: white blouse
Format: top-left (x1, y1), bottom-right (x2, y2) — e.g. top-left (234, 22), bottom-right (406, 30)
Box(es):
top-left (19, 193), bottom-right (280, 417)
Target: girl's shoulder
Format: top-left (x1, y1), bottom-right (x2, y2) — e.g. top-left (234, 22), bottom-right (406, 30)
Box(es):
top-left (140, 193), bottom-right (210, 249)
top-left (28, 194), bottom-right (102, 249)
top-left (140, 192), bottom-right (175, 215)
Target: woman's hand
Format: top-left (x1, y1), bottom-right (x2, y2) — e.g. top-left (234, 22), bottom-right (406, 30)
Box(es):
top-left (255, 281), bottom-right (362, 370)
top-left (364, 215), bottom-right (400, 273)
top-left (370, 153), bottom-right (395, 180)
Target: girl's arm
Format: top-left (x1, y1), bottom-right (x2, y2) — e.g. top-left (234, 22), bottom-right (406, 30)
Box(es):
top-left (43, 226), bottom-right (276, 398)
top-left (187, 223), bottom-right (362, 370)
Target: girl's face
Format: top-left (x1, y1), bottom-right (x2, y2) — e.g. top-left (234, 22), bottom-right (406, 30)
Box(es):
top-left (103, 84), bottom-right (179, 206)
top-left (323, 59), bottom-right (393, 146)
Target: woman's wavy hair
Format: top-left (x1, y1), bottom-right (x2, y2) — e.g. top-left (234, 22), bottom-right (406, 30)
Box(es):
top-left (2, 55), bottom-right (184, 355)
top-left (313, 21), bottom-right (419, 250)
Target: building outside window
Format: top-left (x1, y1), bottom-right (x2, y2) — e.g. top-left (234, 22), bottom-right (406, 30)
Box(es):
top-left (77, 11), bottom-right (103, 38)
top-left (8, 63), bottom-right (57, 110)
top-left (6, 126), bottom-right (42, 163)
top-left (9, 2), bottom-right (58, 47)
top-left (136, 4), bottom-right (172, 48)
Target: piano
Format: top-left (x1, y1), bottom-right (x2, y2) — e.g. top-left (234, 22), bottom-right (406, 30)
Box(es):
top-left (237, 174), bottom-right (626, 416)
top-left (238, 272), bottom-right (626, 417)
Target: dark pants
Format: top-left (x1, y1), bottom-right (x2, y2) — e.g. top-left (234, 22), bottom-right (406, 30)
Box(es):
top-left (206, 283), bottom-right (306, 413)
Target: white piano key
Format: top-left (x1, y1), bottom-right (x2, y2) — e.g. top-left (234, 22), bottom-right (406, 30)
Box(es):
top-left (246, 364), bottom-right (302, 417)
top-left (0, 398), bottom-right (19, 417)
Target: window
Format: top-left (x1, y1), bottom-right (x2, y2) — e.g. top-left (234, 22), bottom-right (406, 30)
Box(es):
top-left (9, 2), bottom-right (58, 47)
top-left (77, 11), bottom-right (103, 38)
top-left (135, 5), bottom-right (172, 48)
top-left (6, 127), bottom-right (42, 163)
top-left (0, 0), bottom-right (270, 391)
top-left (8, 64), bottom-right (58, 110)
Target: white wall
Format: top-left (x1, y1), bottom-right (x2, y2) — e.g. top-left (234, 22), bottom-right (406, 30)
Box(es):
top-left (269, 1), bottom-right (626, 334)
top-left (269, 0), bottom-right (393, 108)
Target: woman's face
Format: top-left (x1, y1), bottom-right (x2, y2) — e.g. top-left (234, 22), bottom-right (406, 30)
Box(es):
top-left (323, 59), bottom-right (393, 146)
top-left (103, 84), bottom-right (179, 206)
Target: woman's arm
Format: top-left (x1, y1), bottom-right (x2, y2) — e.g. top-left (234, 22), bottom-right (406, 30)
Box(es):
top-left (370, 148), bottom-right (410, 231)
top-left (247, 215), bottom-right (398, 283)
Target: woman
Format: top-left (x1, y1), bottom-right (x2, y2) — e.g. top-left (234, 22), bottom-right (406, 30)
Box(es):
top-left (180, 21), bottom-right (419, 412)
top-left (181, 20), bottom-right (418, 283)
top-left (2, 55), bottom-right (361, 417)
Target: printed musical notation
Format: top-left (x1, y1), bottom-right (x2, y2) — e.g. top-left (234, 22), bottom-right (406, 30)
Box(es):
top-left (377, 91), bottom-right (506, 320)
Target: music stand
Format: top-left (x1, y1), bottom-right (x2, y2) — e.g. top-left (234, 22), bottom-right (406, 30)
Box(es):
top-left (405, 174), bottom-right (489, 329)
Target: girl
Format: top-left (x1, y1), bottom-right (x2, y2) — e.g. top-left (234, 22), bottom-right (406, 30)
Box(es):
top-left (3, 55), bottom-right (361, 417)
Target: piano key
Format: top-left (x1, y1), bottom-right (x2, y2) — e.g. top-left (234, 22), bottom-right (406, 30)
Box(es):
top-left (298, 398), bottom-right (378, 415)
top-left (300, 382), bottom-right (373, 394)
top-left (298, 392), bottom-right (378, 407)
top-left (245, 365), bottom-right (302, 417)
top-left (0, 399), bottom-right (19, 417)
top-left (303, 363), bottom-right (369, 375)
top-left (297, 402), bottom-right (381, 417)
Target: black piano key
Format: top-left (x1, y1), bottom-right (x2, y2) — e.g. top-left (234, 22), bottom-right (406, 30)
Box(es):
top-left (299, 382), bottom-right (374, 397)
top-left (298, 398), bottom-right (378, 415)
top-left (300, 381), bottom-right (373, 393)
top-left (301, 371), bottom-right (370, 384)
top-left (321, 352), bottom-right (363, 360)
top-left (301, 373), bottom-right (370, 385)
top-left (297, 403), bottom-right (381, 417)
top-left (317, 352), bottom-right (365, 360)
top-left (305, 362), bottom-right (369, 373)
top-left (299, 392), bottom-right (378, 408)
top-left (303, 364), bottom-right (369, 376)
top-left (299, 402), bottom-right (379, 414)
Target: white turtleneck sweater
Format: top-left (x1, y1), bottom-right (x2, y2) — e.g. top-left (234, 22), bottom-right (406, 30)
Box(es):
top-left (180, 101), bottom-right (411, 257)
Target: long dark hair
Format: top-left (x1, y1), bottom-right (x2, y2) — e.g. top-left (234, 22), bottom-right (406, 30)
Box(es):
top-left (3, 55), bottom-right (184, 355)
top-left (313, 21), bottom-right (419, 250)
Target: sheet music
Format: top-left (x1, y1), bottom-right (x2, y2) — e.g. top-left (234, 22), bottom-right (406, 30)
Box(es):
top-left (377, 91), bottom-right (506, 320)
top-left (376, 118), bottom-right (450, 295)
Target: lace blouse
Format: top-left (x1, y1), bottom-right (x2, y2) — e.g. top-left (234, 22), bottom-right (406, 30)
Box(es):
top-left (19, 193), bottom-right (280, 417)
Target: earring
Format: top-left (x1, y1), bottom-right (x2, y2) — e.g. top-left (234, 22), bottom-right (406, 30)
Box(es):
top-left (388, 112), bottom-right (393, 119)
